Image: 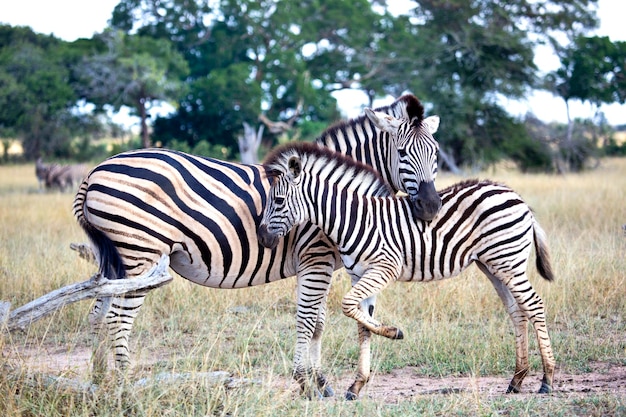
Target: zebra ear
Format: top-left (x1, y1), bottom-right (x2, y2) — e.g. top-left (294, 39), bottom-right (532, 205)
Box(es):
top-left (423, 115), bottom-right (440, 134)
top-left (364, 108), bottom-right (401, 133)
top-left (287, 156), bottom-right (302, 180)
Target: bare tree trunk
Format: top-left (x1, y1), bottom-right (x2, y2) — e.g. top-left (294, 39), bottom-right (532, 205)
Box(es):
top-left (238, 122), bottom-right (264, 164)
top-left (562, 98), bottom-right (573, 173)
top-left (139, 97), bottom-right (151, 148)
top-left (438, 148), bottom-right (462, 175)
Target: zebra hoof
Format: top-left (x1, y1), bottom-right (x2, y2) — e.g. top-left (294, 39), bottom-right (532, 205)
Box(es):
top-left (321, 385), bottom-right (335, 398)
top-left (345, 391), bottom-right (358, 401)
top-left (506, 384), bottom-right (521, 394)
top-left (394, 329), bottom-right (404, 340)
top-left (538, 382), bottom-right (552, 394)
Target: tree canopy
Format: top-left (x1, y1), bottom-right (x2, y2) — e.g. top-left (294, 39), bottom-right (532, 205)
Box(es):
top-left (3, 0), bottom-right (623, 171)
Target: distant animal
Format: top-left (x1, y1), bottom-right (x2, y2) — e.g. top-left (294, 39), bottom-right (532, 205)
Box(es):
top-left (71, 94), bottom-right (442, 396)
top-left (45, 163), bottom-right (90, 192)
top-left (257, 138), bottom-right (556, 399)
top-left (35, 157), bottom-right (52, 190)
top-left (36, 157), bottom-right (89, 192)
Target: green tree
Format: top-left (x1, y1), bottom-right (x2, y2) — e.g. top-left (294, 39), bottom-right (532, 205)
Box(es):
top-left (389, 0), bottom-right (599, 168)
top-left (544, 36), bottom-right (625, 170)
top-left (76, 30), bottom-right (189, 148)
top-left (113, 0), bottom-right (377, 160)
top-left (0, 25), bottom-right (80, 159)
top-left (107, 0), bottom-right (601, 168)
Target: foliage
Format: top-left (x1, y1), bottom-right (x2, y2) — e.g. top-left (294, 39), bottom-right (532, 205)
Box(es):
top-left (392, 0), bottom-right (600, 168)
top-left (2, 0), bottom-right (622, 168)
top-left (74, 30), bottom-right (189, 148)
top-left (0, 25), bottom-right (80, 158)
top-left (547, 36), bottom-right (626, 107)
top-left (132, 0), bottom-right (346, 152)
top-left (604, 138), bottom-right (626, 156)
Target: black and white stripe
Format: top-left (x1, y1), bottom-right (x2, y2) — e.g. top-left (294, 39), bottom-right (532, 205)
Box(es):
top-left (258, 142), bottom-right (556, 399)
top-left (72, 94), bottom-right (441, 395)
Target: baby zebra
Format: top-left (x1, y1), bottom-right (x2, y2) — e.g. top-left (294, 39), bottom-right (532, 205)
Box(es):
top-left (257, 139), bottom-right (556, 399)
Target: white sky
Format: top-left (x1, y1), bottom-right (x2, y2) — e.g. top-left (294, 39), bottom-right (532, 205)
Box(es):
top-left (1, 0), bottom-right (625, 125)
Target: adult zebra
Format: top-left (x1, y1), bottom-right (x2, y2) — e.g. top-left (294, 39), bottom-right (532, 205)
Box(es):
top-left (257, 123), bottom-right (556, 399)
top-left (72, 94), bottom-right (441, 396)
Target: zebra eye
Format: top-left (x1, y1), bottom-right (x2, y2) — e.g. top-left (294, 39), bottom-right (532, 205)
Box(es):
top-left (274, 197), bottom-right (285, 206)
top-left (398, 149), bottom-right (408, 157)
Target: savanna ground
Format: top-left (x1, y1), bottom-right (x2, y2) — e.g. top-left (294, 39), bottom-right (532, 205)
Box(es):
top-left (0, 158), bottom-right (625, 416)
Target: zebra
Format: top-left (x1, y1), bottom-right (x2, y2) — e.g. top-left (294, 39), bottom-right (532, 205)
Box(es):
top-left (35, 157), bottom-right (50, 190)
top-left (71, 94), bottom-right (442, 396)
top-left (257, 132), bottom-right (556, 399)
top-left (46, 163), bottom-right (90, 192)
top-left (36, 158), bottom-right (90, 192)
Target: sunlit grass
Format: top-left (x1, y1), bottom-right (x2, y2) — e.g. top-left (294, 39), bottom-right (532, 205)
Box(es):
top-left (1, 159), bottom-right (625, 415)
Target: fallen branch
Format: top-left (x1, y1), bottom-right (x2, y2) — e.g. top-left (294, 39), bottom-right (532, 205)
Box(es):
top-left (69, 242), bottom-right (98, 265)
top-left (1, 255), bottom-right (172, 333)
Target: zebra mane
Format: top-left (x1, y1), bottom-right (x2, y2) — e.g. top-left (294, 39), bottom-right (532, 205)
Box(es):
top-left (316, 94), bottom-right (425, 143)
top-left (263, 142), bottom-right (394, 196)
top-left (374, 94), bottom-right (425, 124)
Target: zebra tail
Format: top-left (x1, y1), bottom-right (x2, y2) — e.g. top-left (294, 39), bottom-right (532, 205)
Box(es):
top-left (533, 220), bottom-right (554, 282)
top-left (73, 179), bottom-right (126, 280)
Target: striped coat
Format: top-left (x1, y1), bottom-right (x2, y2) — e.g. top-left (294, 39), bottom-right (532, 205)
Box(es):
top-left (72, 94), bottom-right (442, 396)
top-left (258, 142), bottom-right (556, 399)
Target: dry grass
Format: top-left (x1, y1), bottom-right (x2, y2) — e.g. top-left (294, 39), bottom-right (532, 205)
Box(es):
top-left (1, 159), bottom-right (625, 416)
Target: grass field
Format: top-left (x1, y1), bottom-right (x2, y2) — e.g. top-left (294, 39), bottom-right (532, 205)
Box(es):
top-left (0, 159), bottom-right (625, 416)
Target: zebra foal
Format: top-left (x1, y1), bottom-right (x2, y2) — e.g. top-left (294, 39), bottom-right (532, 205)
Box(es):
top-left (72, 95), bottom-right (442, 397)
top-left (257, 132), bottom-right (556, 398)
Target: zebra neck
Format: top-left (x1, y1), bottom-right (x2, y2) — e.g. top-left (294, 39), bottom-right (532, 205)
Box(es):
top-left (306, 191), bottom-right (384, 253)
top-left (315, 124), bottom-right (394, 190)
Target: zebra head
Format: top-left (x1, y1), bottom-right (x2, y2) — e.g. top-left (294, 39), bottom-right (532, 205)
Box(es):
top-left (365, 108), bottom-right (442, 222)
top-left (258, 155), bottom-right (307, 249)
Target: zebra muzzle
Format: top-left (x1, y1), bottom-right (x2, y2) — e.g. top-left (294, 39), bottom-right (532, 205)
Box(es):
top-left (257, 224), bottom-right (280, 249)
top-left (409, 181), bottom-right (441, 222)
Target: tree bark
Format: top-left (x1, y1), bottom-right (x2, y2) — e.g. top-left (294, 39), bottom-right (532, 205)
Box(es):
top-left (237, 122), bottom-right (264, 164)
top-left (438, 148), bottom-right (462, 175)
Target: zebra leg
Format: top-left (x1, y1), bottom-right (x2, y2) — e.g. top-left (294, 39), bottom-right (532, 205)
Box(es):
top-left (89, 297), bottom-right (112, 384)
top-left (346, 323), bottom-right (371, 400)
top-left (111, 293), bottom-right (148, 379)
top-left (341, 271), bottom-right (403, 340)
top-left (309, 293), bottom-right (335, 397)
top-left (346, 296), bottom-right (376, 400)
top-left (92, 292), bottom-right (148, 383)
top-left (479, 264), bottom-right (555, 394)
top-left (293, 272), bottom-right (334, 398)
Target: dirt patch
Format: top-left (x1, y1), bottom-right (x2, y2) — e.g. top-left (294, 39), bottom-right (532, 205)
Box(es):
top-left (332, 363), bottom-right (626, 402)
top-left (5, 346), bottom-right (626, 402)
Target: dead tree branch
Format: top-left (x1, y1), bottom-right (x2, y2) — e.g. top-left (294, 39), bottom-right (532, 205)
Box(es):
top-left (1, 255), bottom-right (172, 333)
top-left (258, 98), bottom-right (304, 135)
top-left (70, 242), bottom-right (98, 264)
